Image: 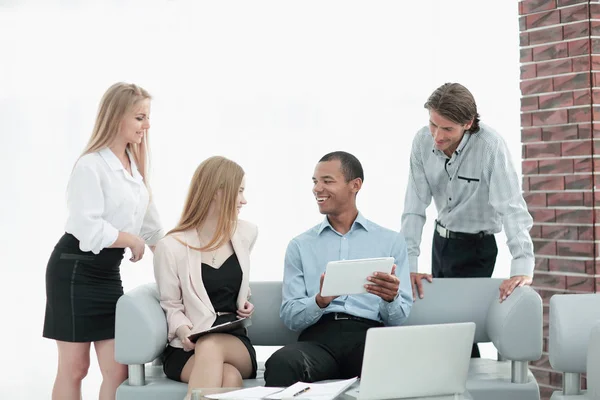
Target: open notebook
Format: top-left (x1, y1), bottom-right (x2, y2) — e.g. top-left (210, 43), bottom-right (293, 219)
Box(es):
top-left (205, 377), bottom-right (357, 400)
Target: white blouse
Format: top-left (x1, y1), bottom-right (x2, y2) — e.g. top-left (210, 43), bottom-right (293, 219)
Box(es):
top-left (65, 147), bottom-right (165, 254)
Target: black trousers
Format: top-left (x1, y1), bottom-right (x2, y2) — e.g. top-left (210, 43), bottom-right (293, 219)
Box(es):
top-left (432, 229), bottom-right (497, 357)
top-left (264, 316), bottom-right (382, 387)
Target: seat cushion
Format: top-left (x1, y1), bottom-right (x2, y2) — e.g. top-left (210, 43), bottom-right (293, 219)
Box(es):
top-left (466, 359), bottom-right (539, 400)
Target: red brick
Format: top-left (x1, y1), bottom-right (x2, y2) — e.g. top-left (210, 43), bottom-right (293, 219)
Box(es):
top-left (563, 21), bottom-right (589, 40)
top-left (522, 96), bottom-right (539, 112)
top-left (542, 125), bottom-right (578, 141)
top-left (525, 192), bottom-right (547, 207)
top-left (572, 56), bottom-right (590, 73)
top-left (561, 3), bottom-right (589, 22)
top-left (523, 176), bottom-right (530, 191)
top-left (522, 128), bottom-right (542, 143)
top-left (568, 39), bottom-right (590, 57)
top-left (535, 257), bottom-right (549, 271)
top-left (593, 73), bottom-right (600, 87)
top-left (532, 368), bottom-right (551, 386)
top-left (523, 159), bottom-right (539, 174)
top-left (594, 192), bottom-right (600, 206)
top-left (521, 48), bottom-right (533, 63)
top-left (573, 89), bottom-right (591, 106)
top-left (520, 15), bottom-right (527, 31)
top-left (521, 77), bottom-right (554, 96)
top-left (592, 38), bottom-right (600, 53)
top-left (538, 159), bottom-right (573, 174)
top-left (566, 275), bottom-right (596, 292)
top-left (574, 157), bottom-right (592, 173)
top-left (531, 26), bottom-right (564, 45)
top-left (530, 176), bottom-right (565, 190)
top-left (521, 64), bottom-right (537, 80)
top-left (578, 124), bottom-right (592, 139)
top-left (578, 226), bottom-right (593, 240)
top-left (534, 272), bottom-right (567, 289)
top-left (593, 90), bottom-right (600, 104)
top-left (522, 0), bottom-right (557, 13)
top-left (531, 209), bottom-right (556, 223)
top-left (536, 59), bottom-right (571, 77)
top-left (527, 9), bottom-right (560, 29)
top-left (564, 174), bottom-right (593, 189)
top-left (520, 32), bottom-right (530, 47)
top-left (558, 0), bottom-right (587, 6)
top-left (594, 159), bottom-right (600, 171)
top-left (568, 107), bottom-right (591, 123)
top-left (534, 42), bottom-right (569, 62)
top-left (542, 224), bottom-right (579, 238)
top-left (592, 3), bottom-right (600, 19)
top-left (555, 209), bottom-right (593, 224)
top-left (592, 20), bottom-right (600, 36)
top-left (551, 370), bottom-right (564, 387)
top-left (562, 140), bottom-right (592, 156)
top-left (592, 55), bottom-right (600, 70)
top-left (553, 72), bottom-right (590, 91)
top-left (534, 240), bottom-right (557, 255)
top-left (557, 241), bottom-right (594, 257)
top-left (549, 258), bottom-right (588, 274)
top-left (547, 192), bottom-right (584, 207)
top-left (593, 106), bottom-right (600, 121)
top-left (590, 2), bottom-right (600, 19)
top-left (595, 139), bottom-right (600, 155)
top-left (539, 92), bottom-right (572, 109)
top-left (526, 142), bottom-right (562, 158)
top-left (522, 113), bottom-right (532, 127)
top-left (533, 109), bottom-right (568, 125)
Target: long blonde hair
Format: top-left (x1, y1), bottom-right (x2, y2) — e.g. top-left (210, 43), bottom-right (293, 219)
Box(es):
top-left (81, 82), bottom-right (152, 182)
top-left (169, 156), bottom-right (245, 252)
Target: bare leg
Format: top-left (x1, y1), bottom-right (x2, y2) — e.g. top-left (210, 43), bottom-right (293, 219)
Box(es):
top-left (94, 339), bottom-right (128, 400)
top-left (180, 334), bottom-right (252, 397)
top-left (222, 363), bottom-right (243, 387)
top-left (52, 341), bottom-right (91, 400)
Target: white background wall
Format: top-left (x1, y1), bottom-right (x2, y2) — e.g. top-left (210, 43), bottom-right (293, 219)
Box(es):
top-left (0, 0), bottom-right (521, 398)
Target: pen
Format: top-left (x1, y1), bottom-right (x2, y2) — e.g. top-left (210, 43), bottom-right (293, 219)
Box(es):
top-left (292, 386), bottom-right (311, 397)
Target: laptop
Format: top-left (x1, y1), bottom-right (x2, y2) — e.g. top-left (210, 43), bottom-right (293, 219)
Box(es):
top-left (344, 322), bottom-right (475, 400)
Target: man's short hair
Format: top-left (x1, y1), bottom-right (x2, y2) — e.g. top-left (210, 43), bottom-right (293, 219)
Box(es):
top-left (319, 151), bottom-right (364, 183)
top-left (424, 83), bottom-right (481, 133)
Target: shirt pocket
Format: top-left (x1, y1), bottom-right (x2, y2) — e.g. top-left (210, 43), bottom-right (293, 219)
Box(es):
top-left (457, 175), bottom-right (480, 183)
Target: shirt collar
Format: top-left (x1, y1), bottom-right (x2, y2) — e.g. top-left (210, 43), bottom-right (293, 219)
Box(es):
top-left (431, 131), bottom-right (471, 157)
top-left (317, 211), bottom-right (369, 235)
top-left (98, 147), bottom-right (143, 182)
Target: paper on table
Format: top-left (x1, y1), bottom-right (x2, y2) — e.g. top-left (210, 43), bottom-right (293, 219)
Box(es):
top-left (204, 386), bottom-right (284, 399)
top-left (265, 377), bottom-right (358, 400)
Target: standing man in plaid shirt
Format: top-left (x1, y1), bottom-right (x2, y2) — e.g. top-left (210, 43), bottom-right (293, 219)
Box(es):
top-left (401, 83), bottom-right (535, 356)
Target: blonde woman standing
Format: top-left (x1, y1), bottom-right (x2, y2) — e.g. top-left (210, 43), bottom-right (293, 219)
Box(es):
top-left (154, 156), bottom-right (257, 399)
top-left (43, 83), bottom-right (164, 400)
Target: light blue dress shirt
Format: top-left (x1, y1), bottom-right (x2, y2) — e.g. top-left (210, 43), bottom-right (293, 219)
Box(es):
top-left (280, 212), bottom-right (413, 332)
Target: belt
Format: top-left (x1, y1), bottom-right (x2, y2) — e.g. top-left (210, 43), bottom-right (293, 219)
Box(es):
top-left (435, 220), bottom-right (487, 240)
top-left (320, 312), bottom-right (382, 326)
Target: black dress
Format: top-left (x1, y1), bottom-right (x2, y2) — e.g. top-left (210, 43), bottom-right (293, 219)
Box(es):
top-left (161, 253), bottom-right (258, 382)
top-left (43, 233), bottom-right (125, 342)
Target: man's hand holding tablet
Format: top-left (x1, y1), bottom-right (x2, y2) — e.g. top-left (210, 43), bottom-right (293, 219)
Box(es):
top-left (320, 257), bottom-right (399, 302)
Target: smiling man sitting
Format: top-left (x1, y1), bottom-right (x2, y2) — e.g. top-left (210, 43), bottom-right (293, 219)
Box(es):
top-left (263, 151), bottom-right (413, 387)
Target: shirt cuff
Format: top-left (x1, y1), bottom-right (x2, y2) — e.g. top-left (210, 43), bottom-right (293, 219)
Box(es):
top-left (308, 295), bottom-right (326, 319)
top-left (408, 255), bottom-right (419, 274)
top-left (510, 257), bottom-right (534, 278)
top-left (145, 229), bottom-right (166, 246)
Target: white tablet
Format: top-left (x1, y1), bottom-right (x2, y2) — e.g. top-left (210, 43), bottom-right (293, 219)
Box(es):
top-left (320, 257), bottom-right (395, 297)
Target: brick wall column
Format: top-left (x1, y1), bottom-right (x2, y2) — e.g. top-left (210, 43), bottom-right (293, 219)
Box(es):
top-left (519, 0), bottom-right (599, 398)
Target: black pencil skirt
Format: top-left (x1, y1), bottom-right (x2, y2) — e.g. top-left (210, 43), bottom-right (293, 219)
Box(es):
top-left (43, 233), bottom-right (125, 342)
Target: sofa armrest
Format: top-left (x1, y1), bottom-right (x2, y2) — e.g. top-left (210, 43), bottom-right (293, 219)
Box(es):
top-left (486, 286), bottom-right (542, 361)
top-left (588, 322), bottom-right (600, 399)
top-left (549, 294), bottom-right (600, 373)
top-left (115, 283), bottom-right (168, 365)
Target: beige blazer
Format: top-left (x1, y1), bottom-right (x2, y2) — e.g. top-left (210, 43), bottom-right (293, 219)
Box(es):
top-left (153, 220), bottom-right (258, 348)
